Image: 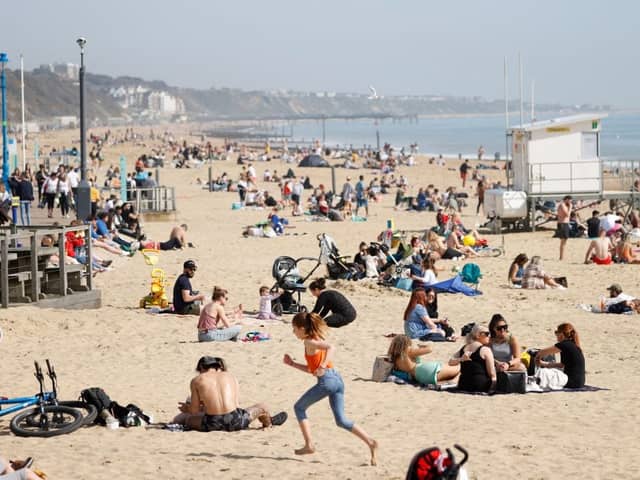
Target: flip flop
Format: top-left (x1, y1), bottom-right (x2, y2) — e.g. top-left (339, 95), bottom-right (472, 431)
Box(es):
top-left (270, 411), bottom-right (288, 427)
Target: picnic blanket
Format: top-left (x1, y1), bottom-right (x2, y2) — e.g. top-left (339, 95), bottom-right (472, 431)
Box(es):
top-left (386, 375), bottom-right (608, 394)
top-left (432, 275), bottom-right (482, 297)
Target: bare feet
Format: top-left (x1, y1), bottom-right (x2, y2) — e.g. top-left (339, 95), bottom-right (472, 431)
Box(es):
top-left (294, 445), bottom-right (315, 455)
top-left (369, 439), bottom-right (378, 466)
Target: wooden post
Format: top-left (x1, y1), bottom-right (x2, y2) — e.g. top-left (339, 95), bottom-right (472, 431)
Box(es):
top-left (30, 232), bottom-right (39, 301)
top-left (331, 166), bottom-right (336, 196)
top-left (1, 236), bottom-right (9, 307)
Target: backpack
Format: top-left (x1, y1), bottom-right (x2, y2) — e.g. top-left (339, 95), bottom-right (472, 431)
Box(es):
top-left (81, 387), bottom-right (113, 416)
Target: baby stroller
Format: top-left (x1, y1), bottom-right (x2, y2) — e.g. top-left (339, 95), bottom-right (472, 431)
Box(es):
top-left (270, 255), bottom-right (321, 315)
top-left (318, 233), bottom-right (362, 280)
top-left (406, 444), bottom-right (469, 480)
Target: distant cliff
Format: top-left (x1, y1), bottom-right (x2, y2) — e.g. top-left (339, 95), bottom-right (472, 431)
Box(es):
top-left (1, 68), bottom-right (609, 125)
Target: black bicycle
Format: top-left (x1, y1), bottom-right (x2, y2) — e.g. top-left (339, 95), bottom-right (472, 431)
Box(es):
top-left (3, 360), bottom-right (97, 438)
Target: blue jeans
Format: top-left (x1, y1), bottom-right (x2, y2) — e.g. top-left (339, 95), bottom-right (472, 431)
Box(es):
top-left (198, 325), bottom-right (242, 342)
top-left (404, 320), bottom-right (447, 342)
top-left (294, 368), bottom-right (354, 431)
top-left (20, 201), bottom-right (31, 226)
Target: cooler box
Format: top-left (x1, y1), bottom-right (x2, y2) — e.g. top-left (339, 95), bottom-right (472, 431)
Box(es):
top-left (484, 190), bottom-right (527, 219)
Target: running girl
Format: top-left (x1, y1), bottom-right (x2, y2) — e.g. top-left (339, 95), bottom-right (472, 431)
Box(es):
top-left (283, 312), bottom-right (378, 465)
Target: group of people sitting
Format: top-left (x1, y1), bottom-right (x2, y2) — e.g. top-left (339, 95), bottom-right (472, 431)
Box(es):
top-left (582, 209), bottom-right (640, 265)
top-left (346, 223), bottom-right (485, 283)
top-left (388, 314), bottom-right (585, 392)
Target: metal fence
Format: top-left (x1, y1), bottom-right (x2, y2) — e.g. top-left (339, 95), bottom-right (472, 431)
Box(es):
top-left (129, 186), bottom-right (176, 213)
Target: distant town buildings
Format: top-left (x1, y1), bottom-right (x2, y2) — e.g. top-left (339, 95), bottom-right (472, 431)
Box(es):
top-left (36, 63), bottom-right (80, 80)
top-left (109, 86), bottom-right (185, 117)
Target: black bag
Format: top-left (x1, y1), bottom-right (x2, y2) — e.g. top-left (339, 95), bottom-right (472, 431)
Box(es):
top-left (81, 387), bottom-right (113, 411)
top-left (496, 371), bottom-right (527, 394)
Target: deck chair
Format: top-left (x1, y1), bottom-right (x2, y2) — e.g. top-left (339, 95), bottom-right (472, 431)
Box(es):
top-left (460, 263), bottom-right (482, 291)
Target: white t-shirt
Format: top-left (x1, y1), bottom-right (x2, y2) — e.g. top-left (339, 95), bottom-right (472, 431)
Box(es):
top-left (414, 269), bottom-right (437, 286)
top-left (600, 214), bottom-right (620, 232)
top-left (67, 170), bottom-right (80, 188)
top-left (605, 293), bottom-right (634, 307)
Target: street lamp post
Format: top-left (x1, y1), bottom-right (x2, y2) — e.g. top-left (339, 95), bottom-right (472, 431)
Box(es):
top-left (75, 38), bottom-right (91, 220)
top-left (1, 53), bottom-right (9, 191)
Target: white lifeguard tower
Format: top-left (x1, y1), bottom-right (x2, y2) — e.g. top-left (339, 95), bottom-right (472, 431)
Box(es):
top-left (509, 113), bottom-right (606, 196)
top-left (485, 113), bottom-right (638, 231)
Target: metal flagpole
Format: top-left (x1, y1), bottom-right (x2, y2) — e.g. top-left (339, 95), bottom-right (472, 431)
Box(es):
top-left (21, 54), bottom-right (27, 170)
top-left (531, 80), bottom-right (535, 122)
top-left (0, 53), bottom-right (9, 191)
top-left (504, 56), bottom-right (510, 188)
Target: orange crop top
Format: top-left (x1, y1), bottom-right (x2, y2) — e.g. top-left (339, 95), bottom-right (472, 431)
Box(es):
top-left (304, 349), bottom-right (333, 373)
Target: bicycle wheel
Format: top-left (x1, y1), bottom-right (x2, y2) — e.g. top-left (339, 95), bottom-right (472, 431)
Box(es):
top-left (58, 401), bottom-right (98, 425)
top-left (10, 405), bottom-right (84, 438)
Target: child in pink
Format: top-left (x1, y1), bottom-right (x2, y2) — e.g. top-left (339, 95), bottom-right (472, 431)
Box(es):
top-left (257, 286), bottom-right (281, 320)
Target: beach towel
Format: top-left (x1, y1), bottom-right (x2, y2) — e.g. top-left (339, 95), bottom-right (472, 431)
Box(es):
top-left (386, 375), bottom-right (608, 395)
top-left (432, 275), bottom-right (482, 296)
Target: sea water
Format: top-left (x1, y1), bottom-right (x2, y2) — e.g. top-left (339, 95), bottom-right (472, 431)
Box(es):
top-left (290, 112), bottom-right (640, 163)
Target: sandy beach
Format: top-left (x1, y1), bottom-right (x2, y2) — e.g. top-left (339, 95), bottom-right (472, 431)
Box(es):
top-left (1, 125), bottom-right (639, 480)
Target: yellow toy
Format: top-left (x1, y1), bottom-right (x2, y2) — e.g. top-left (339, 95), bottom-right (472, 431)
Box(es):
top-left (139, 250), bottom-right (170, 309)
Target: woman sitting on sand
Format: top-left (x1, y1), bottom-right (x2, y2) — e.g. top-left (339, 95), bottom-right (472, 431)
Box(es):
top-left (403, 289), bottom-right (454, 342)
top-left (488, 314), bottom-right (525, 372)
top-left (614, 233), bottom-right (640, 264)
top-left (427, 230), bottom-right (463, 261)
top-left (197, 287), bottom-right (242, 342)
top-left (387, 335), bottom-right (460, 386)
top-left (449, 324), bottom-right (496, 393)
top-left (446, 224), bottom-right (478, 258)
top-left (507, 253), bottom-right (529, 286)
top-left (521, 256), bottom-right (564, 289)
top-left (535, 322), bottom-right (585, 389)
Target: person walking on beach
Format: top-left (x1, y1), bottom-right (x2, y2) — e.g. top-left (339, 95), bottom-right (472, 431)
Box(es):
top-left (557, 195), bottom-right (572, 260)
top-left (283, 312), bottom-right (378, 465)
top-left (355, 175), bottom-right (368, 217)
top-left (476, 178), bottom-right (486, 215)
top-left (459, 159), bottom-right (470, 188)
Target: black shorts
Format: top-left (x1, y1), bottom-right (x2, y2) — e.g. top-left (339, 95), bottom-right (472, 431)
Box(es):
top-left (556, 223), bottom-right (570, 239)
top-left (202, 408), bottom-right (251, 432)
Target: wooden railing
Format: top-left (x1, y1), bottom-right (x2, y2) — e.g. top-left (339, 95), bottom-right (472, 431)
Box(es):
top-left (0, 225), bottom-right (93, 308)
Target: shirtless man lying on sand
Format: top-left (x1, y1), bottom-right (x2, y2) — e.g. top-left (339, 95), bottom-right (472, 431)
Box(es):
top-left (174, 356), bottom-right (287, 432)
top-left (140, 224), bottom-right (194, 251)
top-left (584, 227), bottom-right (614, 265)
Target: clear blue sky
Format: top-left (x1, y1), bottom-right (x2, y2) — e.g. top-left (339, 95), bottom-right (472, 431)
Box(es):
top-left (2, 0), bottom-right (637, 107)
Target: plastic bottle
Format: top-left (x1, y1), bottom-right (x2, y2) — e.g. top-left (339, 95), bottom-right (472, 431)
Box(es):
top-left (100, 409), bottom-right (120, 430)
top-left (599, 295), bottom-right (606, 313)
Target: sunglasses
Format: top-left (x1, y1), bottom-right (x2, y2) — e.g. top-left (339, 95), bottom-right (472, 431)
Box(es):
top-left (496, 325), bottom-right (509, 331)
top-left (479, 331), bottom-right (490, 337)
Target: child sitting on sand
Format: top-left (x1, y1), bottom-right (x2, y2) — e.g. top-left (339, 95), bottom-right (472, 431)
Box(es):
top-left (257, 286), bottom-right (281, 320)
